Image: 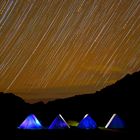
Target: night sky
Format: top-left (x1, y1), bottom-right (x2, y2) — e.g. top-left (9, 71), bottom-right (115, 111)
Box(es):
top-left (0, 0), bottom-right (140, 102)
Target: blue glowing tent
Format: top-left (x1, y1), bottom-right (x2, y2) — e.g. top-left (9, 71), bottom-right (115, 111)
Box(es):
top-left (18, 114), bottom-right (42, 129)
top-left (78, 114), bottom-right (97, 129)
top-left (105, 114), bottom-right (125, 128)
top-left (48, 114), bottom-right (70, 129)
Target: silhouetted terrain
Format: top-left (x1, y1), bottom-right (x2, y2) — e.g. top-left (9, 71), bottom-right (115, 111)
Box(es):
top-left (0, 71), bottom-right (139, 138)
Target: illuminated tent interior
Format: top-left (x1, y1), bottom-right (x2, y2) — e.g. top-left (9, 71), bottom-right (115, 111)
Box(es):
top-left (18, 114), bottom-right (43, 129)
top-left (78, 114), bottom-right (97, 129)
top-left (105, 114), bottom-right (125, 129)
top-left (17, 113), bottom-right (126, 130)
top-left (48, 114), bottom-right (70, 129)
top-left (67, 120), bottom-right (79, 127)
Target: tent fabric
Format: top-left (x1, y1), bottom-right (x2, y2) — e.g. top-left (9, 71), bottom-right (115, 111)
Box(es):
top-left (78, 114), bottom-right (97, 129)
top-left (105, 113), bottom-right (125, 128)
top-left (18, 114), bottom-right (42, 129)
top-left (48, 114), bottom-right (70, 129)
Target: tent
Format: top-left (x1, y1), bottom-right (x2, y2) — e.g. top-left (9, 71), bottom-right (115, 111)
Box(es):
top-left (18, 114), bottom-right (42, 129)
top-left (105, 113), bottom-right (125, 128)
top-left (78, 114), bottom-right (97, 129)
top-left (48, 114), bottom-right (70, 129)
top-left (67, 120), bottom-right (79, 127)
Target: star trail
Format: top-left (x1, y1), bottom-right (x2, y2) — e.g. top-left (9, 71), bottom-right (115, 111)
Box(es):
top-left (0, 0), bottom-right (140, 102)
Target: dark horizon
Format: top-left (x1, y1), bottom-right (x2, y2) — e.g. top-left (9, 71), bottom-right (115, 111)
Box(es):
top-left (1, 70), bottom-right (139, 103)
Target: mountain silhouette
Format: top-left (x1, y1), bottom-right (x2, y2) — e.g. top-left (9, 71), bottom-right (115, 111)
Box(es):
top-left (0, 93), bottom-right (30, 131)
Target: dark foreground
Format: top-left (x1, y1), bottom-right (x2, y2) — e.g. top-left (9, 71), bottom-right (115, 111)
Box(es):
top-left (15, 128), bottom-right (129, 140)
